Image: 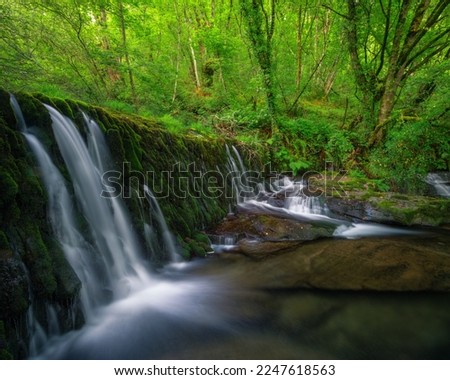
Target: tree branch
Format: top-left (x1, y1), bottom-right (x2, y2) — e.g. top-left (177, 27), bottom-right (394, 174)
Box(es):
top-left (376, 0), bottom-right (392, 76)
top-left (402, 42), bottom-right (448, 80)
top-left (321, 4), bottom-right (349, 20)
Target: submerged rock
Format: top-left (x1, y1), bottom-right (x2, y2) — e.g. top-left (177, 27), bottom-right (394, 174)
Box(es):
top-left (237, 238), bottom-right (303, 259)
top-left (219, 233), bottom-right (450, 292)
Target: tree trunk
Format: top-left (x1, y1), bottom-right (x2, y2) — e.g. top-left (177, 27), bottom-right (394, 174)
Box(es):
top-left (296, 5), bottom-right (303, 93)
top-left (189, 36), bottom-right (202, 92)
top-left (241, 0), bottom-right (276, 119)
top-left (118, 0), bottom-right (137, 107)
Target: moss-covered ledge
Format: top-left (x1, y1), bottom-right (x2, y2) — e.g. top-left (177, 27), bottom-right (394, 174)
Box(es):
top-left (309, 174), bottom-right (450, 226)
top-left (1, 89), bottom-right (261, 357)
top-left (1, 88), bottom-right (262, 263)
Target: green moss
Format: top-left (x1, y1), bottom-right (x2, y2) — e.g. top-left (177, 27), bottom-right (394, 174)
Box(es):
top-left (14, 93), bottom-right (51, 130)
top-left (0, 321), bottom-right (13, 360)
top-left (0, 231), bottom-right (8, 250)
top-left (194, 232), bottom-right (212, 244)
top-left (391, 194), bottom-right (410, 200)
top-left (186, 239), bottom-right (207, 257)
top-left (20, 224), bottom-right (57, 299)
top-left (371, 195), bottom-right (450, 226)
top-left (0, 170), bottom-right (18, 207)
top-left (46, 239), bottom-right (81, 301)
top-left (36, 94), bottom-right (75, 120)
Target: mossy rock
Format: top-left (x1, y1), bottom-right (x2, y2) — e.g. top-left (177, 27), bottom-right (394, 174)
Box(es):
top-left (0, 253), bottom-right (29, 319)
top-left (0, 321), bottom-right (13, 360)
top-left (185, 239), bottom-right (208, 258)
top-left (18, 223), bottom-right (57, 299)
top-left (46, 238), bottom-right (81, 301)
top-left (327, 192), bottom-right (450, 227)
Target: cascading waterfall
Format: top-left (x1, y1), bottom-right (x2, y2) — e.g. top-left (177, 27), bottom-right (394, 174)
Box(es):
top-left (10, 96), bottom-right (181, 356)
top-left (23, 132), bottom-right (101, 316)
top-left (225, 145), bottom-right (417, 238)
top-left (6, 97), bottom-right (446, 361)
top-left (225, 145), bottom-right (332, 220)
top-left (46, 105), bottom-right (150, 293)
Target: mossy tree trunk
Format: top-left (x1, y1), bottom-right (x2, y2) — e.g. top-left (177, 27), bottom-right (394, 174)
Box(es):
top-left (346, 0), bottom-right (449, 146)
top-left (241, 0), bottom-right (277, 121)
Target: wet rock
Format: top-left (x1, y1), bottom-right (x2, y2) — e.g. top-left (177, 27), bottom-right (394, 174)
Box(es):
top-left (225, 234), bottom-right (450, 292)
top-left (211, 213), bottom-right (332, 242)
top-left (237, 238), bottom-right (303, 259)
top-left (326, 195), bottom-right (450, 227)
top-left (0, 250), bottom-right (29, 319)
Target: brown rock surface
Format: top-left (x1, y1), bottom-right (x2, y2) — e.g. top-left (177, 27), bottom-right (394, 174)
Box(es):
top-left (212, 213), bottom-right (332, 241)
top-left (211, 233), bottom-right (450, 292)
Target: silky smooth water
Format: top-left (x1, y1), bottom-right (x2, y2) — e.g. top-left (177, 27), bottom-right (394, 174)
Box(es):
top-left (10, 97), bottom-right (450, 360)
top-left (36, 249), bottom-right (450, 359)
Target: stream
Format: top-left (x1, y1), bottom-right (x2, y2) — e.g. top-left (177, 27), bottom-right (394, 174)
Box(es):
top-left (10, 95), bottom-right (450, 360)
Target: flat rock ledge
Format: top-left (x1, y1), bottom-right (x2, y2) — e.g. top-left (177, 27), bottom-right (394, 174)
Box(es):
top-left (217, 234), bottom-right (450, 292)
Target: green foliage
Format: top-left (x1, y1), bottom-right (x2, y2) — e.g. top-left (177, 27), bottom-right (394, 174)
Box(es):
top-left (159, 114), bottom-right (185, 134)
top-left (265, 115), bottom-right (356, 174)
top-left (367, 119), bottom-right (449, 193)
top-left (325, 131), bottom-right (354, 168)
top-left (0, 0), bottom-right (447, 195)
top-left (103, 100), bottom-right (136, 115)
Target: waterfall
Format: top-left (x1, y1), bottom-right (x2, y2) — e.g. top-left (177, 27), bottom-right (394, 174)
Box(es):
top-left (46, 105), bottom-right (150, 291)
top-left (9, 94), bottom-right (27, 131)
top-left (426, 173), bottom-right (450, 198)
top-left (10, 96), bottom-right (175, 333)
top-left (226, 145), bottom-right (330, 218)
top-left (271, 177), bottom-right (329, 215)
top-left (143, 184), bottom-right (179, 262)
top-left (226, 145), bottom-right (256, 203)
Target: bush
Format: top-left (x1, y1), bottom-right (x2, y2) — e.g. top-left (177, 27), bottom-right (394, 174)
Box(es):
top-left (367, 119), bottom-right (449, 193)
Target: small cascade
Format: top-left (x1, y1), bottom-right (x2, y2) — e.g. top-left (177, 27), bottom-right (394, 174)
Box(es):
top-left (45, 304), bottom-right (61, 338)
top-left (9, 94), bottom-right (27, 131)
top-left (143, 185), bottom-right (179, 262)
top-left (226, 145), bottom-right (256, 203)
top-left (271, 177), bottom-right (329, 215)
top-left (26, 302), bottom-right (63, 356)
top-left (16, 259), bottom-right (50, 357)
top-left (226, 145), bottom-right (331, 220)
top-left (223, 146), bottom-right (417, 238)
top-left (23, 132), bottom-right (101, 316)
top-left (426, 172), bottom-right (450, 198)
top-left (208, 235), bottom-right (238, 253)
